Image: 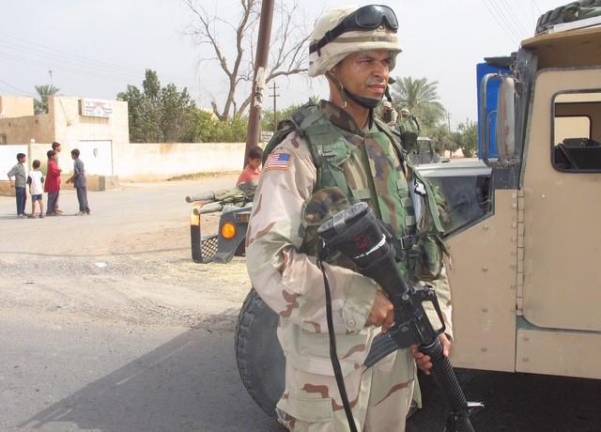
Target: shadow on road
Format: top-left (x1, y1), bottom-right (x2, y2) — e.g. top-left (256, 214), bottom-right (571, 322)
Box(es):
top-left (19, 327), bottom-right (283, 432)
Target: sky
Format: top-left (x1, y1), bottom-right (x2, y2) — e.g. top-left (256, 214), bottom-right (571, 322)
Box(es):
top-left (0, 0), bottom-right (571, 127)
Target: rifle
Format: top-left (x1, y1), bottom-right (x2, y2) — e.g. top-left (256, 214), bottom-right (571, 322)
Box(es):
top-left (318, 202), bottom-right (478, 432)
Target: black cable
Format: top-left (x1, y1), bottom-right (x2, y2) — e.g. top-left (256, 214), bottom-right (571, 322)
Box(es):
top-left (320, 259), bottom-right (359, 432)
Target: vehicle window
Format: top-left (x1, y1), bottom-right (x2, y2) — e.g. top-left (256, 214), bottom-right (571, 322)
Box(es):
top-left (555, 116), bottom-right (590, 143)
top-left (553, 92), bottom-right (601, 172)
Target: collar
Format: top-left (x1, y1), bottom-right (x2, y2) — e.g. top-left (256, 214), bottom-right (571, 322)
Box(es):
top-left (319, 100), bottom-right (375, 136)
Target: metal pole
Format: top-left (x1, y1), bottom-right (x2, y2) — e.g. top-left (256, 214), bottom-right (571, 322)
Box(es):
top-left (244, 0), bottom-right (275, 166)
top-left (270, 81), bottom-right (279, 130)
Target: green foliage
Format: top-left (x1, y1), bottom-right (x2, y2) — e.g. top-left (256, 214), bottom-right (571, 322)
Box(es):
top-left (262, 97), bottom-right (320, 131)
top-left (453, 121), bottom-right (478, 157)
top-left (119, 69), bottom-right (248, 143)
top-left (34, 84), bottom-right (59, 115)
top-left (118, 70), bottom-right (199, 142)
top-left (184, 110), bottom-right (248, 143)
top-left (390, 77), bottom-right (445, 134)
top-left (429, 125), bottom-right (456, 154)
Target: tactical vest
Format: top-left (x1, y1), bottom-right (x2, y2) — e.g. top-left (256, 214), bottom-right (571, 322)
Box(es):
top-left (264, 103), bottom-right (448, 281)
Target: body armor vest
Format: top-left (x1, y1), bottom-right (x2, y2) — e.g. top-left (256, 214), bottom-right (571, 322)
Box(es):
top-left (264, 103), bottom-right (448, 280)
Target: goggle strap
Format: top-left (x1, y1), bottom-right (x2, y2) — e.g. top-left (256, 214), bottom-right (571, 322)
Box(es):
top-left (309, 13), bottom-right (397, 55)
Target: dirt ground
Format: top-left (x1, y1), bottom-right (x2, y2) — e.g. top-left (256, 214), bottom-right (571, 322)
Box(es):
top-left (0, 175), bottom-right (252, 330)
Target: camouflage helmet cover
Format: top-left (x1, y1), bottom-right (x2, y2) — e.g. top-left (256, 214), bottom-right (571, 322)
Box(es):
top-left (308, 6), bottom-right (402, 77)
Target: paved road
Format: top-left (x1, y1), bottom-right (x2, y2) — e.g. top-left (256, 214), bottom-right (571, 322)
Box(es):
top-left (2, 179), bottom-right (601, 432)
top-left (0, 312), bottom-right (281, 432)
top-left (0, 178), bottom-right (284, 432)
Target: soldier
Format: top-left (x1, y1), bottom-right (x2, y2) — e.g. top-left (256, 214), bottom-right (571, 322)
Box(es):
top-left (397, 108), bottom-right (421, 155)
top-left (381, 100), bottom-right (398, 126)
top-left (246, 5), bottom-right (453, 431)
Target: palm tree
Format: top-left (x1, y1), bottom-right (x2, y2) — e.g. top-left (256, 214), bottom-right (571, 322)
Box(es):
top-left (34, 84), bottom-right (60, 114)
top-left (390, 77), bottom-right (445, 133)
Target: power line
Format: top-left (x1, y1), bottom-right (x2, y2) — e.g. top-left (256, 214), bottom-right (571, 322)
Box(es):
top-left (0, 78), bottom-right (35, 97)
top-left (489, 0), bottom-right (525, 40)
top-left (481, 0), bottom-right (520, 43)
top-left (498, 0), bottom-right (529, 35)
top-left (0, 32), bottom-right (194, 87)
top-left (0, 42), bottom-right (142, 83)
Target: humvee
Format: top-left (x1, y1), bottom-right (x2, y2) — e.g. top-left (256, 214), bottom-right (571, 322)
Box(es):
top-left (235, 0), bottom-right (601, 424)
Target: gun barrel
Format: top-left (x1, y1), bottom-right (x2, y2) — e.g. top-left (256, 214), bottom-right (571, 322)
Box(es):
top-left (195, 202), bottom-right (224, 214)
top-left (186, 192), bottom-right (218, 203)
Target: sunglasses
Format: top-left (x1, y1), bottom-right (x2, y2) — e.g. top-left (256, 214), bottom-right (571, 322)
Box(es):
top-left (310, 5), bottom-right (399, 55)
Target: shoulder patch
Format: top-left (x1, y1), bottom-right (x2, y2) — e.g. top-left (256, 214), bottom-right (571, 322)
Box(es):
top-left (264, 152), bottom-right (291, 172)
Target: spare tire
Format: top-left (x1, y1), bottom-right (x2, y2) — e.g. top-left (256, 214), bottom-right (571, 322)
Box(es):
top-left (235, 288), bottom-right (285, 418)
top-left (536, 1), bottom-right (601, 34)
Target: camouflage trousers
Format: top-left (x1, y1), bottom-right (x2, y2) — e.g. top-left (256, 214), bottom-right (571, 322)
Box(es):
top-left (276, 348), bottom-right (415, 432)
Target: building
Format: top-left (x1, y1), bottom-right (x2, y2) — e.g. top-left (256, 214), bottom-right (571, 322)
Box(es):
top-left (0, 94), bottom-right (246, 186)
top-left (0, 95), bottom-right (128, 177)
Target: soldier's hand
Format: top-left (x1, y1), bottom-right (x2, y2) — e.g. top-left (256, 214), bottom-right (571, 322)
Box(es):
top-left (367, 291), bottom-right (394, 330)
top-left (411, 334), bottom-right (452, 375)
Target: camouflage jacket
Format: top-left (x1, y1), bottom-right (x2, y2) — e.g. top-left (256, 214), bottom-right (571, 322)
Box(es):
top-left (246, 101), bottom-right (452, 377)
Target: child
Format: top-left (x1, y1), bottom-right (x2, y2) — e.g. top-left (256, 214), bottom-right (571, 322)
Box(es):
top-left (27, 160), bottom-right (45, 218)
top-left (237, 146), bottom-right (263, 186)
top-left (6, 153), bottom-right (27, 218)
top-left (66, 148), bottom-right (90, 215)
top-left (44, 150), bottom-right (61, 216)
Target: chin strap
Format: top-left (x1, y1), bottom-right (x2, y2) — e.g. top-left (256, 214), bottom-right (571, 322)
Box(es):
top-left (328, 72), bottom-right (382, 111)
top-left (342, 87), bottom-right (381, 109)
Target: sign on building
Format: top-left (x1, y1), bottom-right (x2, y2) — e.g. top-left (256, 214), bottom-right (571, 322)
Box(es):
top-left (79, 98), bottom-right (113, 118)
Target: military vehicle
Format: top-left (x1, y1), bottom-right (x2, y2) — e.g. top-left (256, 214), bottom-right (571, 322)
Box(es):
top-left (185, 184), bottom-right (254, 264)
top-left (235, 0), bottom-right (601, 425)
top-left (407, 137), bottom-right (446, 165)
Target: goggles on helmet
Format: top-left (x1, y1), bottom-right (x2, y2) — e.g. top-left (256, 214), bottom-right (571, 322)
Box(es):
top-left (310, 5), bottom-right (399, 55)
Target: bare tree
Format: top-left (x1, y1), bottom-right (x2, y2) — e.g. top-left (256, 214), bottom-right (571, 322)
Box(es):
top-left (184, 0), bottom-right (310, 120)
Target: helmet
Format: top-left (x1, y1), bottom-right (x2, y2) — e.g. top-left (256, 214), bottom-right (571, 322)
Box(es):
top-left (381, 100), bottom-right (398, 123)
top-left (308, 6), bottom-right (402, 77)
top-left (400, 108), bottom-right (410, 115)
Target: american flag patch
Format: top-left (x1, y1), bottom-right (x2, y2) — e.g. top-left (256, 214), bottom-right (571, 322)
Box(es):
top-left (265, 152), bottom-right (290, 171)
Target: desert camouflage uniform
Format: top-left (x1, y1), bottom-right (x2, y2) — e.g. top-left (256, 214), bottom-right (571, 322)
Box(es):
top-left (246, 101), bottom-right (452, 431)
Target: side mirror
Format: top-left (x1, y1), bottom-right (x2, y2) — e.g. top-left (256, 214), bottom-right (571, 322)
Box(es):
top-left (479, 74), bottom-right (516, 165)
top-left (496, 77), bottom-right (516, 162)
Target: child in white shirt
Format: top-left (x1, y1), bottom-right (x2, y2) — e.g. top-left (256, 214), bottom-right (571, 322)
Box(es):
top-left (27, 160), bottom-right (45, 218)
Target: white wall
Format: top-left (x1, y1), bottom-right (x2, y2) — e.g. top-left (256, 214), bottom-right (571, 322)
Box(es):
top-left (116, 142), bottom-right (246, 179)
top-left (2, 142), bottom-right (248, 181)
top-left (0, 144), bottom-right (27, 180)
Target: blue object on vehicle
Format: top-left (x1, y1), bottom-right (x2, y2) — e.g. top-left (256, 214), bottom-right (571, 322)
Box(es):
top-left (477, 63), bottom-right (511, 160)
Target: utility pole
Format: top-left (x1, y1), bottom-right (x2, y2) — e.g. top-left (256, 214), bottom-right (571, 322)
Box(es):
top-left (270, 81), bottom-right (279, 131)
top-left (447, 110), bottom-right (452, 134)
top-left (245, 0), bottom-right (275, 167)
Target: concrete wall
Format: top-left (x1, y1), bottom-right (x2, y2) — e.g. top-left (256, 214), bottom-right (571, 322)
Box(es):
top-left (49, 97), bottom-right (130, 173)
top-left (117, 142), bottom-right (246, 179)
top-left (2, 140), bottom-right (248, 181)
top-left (0, 144), bottom-right (27, 180)
top-left (0, 95), bottom-right (247, 181)
top-left (0, 96), bottom-right (129, 175)
top-left (0, 114), bottom-right (55, 144)
top-left (0, 96), bottom-right (34, 118)
top-left (0, 142), bottom-right (120, 195)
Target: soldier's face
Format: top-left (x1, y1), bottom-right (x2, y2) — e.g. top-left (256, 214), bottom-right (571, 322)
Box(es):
top-left (334, 50), bottom-right (392, 100)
